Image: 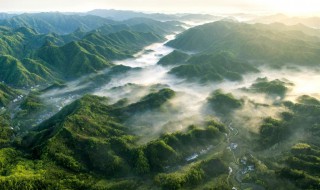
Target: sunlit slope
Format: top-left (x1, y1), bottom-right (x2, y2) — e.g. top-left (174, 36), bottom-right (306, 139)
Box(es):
top-left (167, 21), bottom-right (320, 67)
top-left (35, 30), bottom-right (162, 78)
top-left (0, 82), bottom-right (19, 107)
top-left (0, 56), bottom-right (51, 87)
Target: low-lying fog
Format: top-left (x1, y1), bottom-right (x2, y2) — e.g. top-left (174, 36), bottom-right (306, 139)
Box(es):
top-left (39, 25), bottom-right (320, 140)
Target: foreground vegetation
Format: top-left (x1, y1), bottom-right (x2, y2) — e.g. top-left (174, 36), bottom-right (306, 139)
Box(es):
top-left (1, 15), bottom-right (320, 190)
top-left (0, 92), bottom-right (231, 189)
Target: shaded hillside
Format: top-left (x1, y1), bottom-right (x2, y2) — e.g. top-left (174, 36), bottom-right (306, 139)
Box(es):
top-left (255, 95), bottom-right (320, 189)
top-left (122, 17), bottom-right (183, 34)
top-left (158, 50), bottom-right (190, 66)
top-left (244, 77), bottom-right (294, 98)
top-left (117, 88), bottom-right (175, 117)
top-left (35, 41), bottom-right (113, 78)
top-left (0, 114), bottom-right (15, 147)
top-left (258, 95), bottom-right (320, 148)
top-left (207, 89), bottom-right (243, 115)
top-left (169, 52), bottom-right (259, 82)
top-left (279, 143), bottom-right (320, 189)
top-left (90, 18), bottom-right (183, 36)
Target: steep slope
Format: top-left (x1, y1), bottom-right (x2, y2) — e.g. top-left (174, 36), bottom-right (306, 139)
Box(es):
top-left (0, 17), bottom-right (174, 87)
top-left (36, 42), bottom-right (113, 78)
top-left (167, 21), bottom-right (320, 66)
top-left (23, 95), bottom-right (132, 174)
top-left (0, 26), bottom-right (79, 58)
top-left (0, 55), bottom-right (48, 87)
top-left (0, 27), bottom-right (35, 58)
top-left (166, 21), bottom-right (228, 52)
top-left (21, 58), bottom-right (58, 81)
top-left (0, 28), bottom-right (64, 87)
top-left (0, 82), bottom-right (19, 107)
top-left (36, 30), bottom-right (162, 79)
top-left (0, 114), bottom-right (15, 147)
top-left (81, 29), bottom-right (163, 59)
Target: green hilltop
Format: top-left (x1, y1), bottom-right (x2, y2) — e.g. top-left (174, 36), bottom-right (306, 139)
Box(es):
top-left (244, 77), bottom-right (294, 98)
top-left (207, 89), bottom-right (244, 116)
top-left (169, 52), bottom-right (259, 83)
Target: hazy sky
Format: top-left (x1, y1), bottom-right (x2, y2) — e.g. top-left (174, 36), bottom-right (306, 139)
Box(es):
top-left (0, 0), bottom-right (319, 16)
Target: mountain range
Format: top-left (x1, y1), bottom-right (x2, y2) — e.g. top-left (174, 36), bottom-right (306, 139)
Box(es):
top-left (0, 10), bottom-right (320, 190)
top-left (167, 21), bottom-right (320, 67)
top-left (163, 21), bottom-right (320, 82)
top-left (0, 16), bottom-right (181, 87)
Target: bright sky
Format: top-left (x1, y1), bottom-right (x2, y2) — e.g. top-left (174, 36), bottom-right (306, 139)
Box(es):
top-left (0, 0), bottom-right (319, 16)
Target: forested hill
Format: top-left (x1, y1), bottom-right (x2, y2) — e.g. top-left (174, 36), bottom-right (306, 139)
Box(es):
top-left (0, 15), bottom-right (182, 87)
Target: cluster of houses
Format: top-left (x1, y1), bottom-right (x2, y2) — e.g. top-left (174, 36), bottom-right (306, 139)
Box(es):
top-left (185, 145), bottom-right (214, 162)
top-left (229, 142), bottom-right (238, 150)
top-left (12, 95), bottom-right (24, 103)
top-left (240, 156), bottom-right (255, 174)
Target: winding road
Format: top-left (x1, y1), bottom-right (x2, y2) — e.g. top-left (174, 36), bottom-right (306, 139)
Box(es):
top-left (226, 121), bottom-right (265, 190)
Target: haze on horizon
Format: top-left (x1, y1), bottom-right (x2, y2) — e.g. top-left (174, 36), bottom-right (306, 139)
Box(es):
top-left (0, 0), bottom-right (320, 16)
